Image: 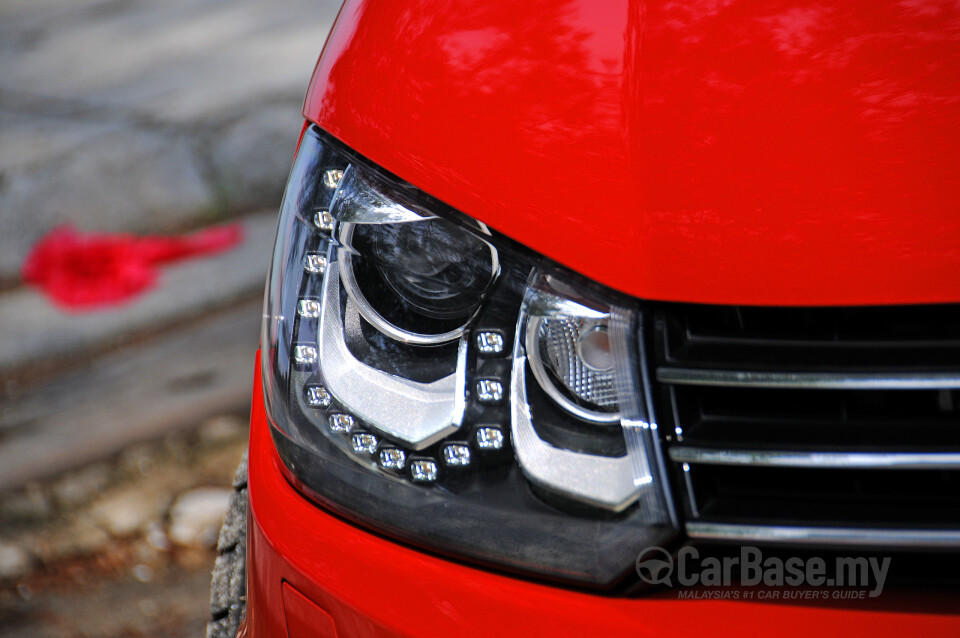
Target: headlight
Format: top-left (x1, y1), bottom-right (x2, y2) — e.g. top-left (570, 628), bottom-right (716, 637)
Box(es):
top-left (262, 126), bottom-right (677, 586)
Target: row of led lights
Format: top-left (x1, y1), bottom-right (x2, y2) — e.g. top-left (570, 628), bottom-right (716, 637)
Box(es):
top-left (296, 184), bottom-right (512, 482)
top-left (293, 331), bottom-right (507, 404)
top-left (303, 382), bottom-right (505, 482)
top-left (295, 255), bottom-right (510, 409)
top-left (314, 169), bottom-right (342, 232)
top-left (291, 279), bottom-right (508, 481)
top-left (293, 323), bottom-right (508, 484)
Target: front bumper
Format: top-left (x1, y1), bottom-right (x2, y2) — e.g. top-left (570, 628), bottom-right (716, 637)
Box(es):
top-left (241, 352), bottom-right (960, 638)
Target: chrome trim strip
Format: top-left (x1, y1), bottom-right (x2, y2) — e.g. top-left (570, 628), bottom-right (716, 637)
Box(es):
top-left (680, 463), bottom-right (699, 518)
top-left (669, 447), bottom-right (960, 469)
top-left (631, 311), bottom-right (680, 529)
top-left (511, 354), bottom-right (639, 512)
top-left (612, 306), bottom-right (679, 526)
top-left (656, 368), bottom-right (960, 389)
top-left (687, 522), bottom-right (960, 548)
top-left (330, 165), bottom-right (436, 225)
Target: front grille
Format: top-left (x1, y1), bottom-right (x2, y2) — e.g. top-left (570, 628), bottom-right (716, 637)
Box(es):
top-left (649, 303), bottom-right (960, 547)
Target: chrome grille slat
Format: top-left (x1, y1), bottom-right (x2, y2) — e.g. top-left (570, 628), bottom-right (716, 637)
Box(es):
top-left (657, 368), bottom-right (960, 389)
top-left (669, 447), bottom-right (960, 469)
top-left (650, 303), bottom-right (960, 548)
top-left (686, 523), bottom-right (960, 548)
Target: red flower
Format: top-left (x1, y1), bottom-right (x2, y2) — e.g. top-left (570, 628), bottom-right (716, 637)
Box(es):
top-left (22, 224), bottom-right (244, 311)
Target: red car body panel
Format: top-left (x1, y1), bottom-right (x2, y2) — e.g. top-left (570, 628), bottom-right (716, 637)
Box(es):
top-left (241, 354), bottom-right (960, 637)
top-left (304, 0), bottom-right (960, 307)
top-left (242, 1), bottom-right (960, 635)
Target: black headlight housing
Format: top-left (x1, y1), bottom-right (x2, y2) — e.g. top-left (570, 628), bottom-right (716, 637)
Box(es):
top-left (262, 125), bottom-right (678, 587)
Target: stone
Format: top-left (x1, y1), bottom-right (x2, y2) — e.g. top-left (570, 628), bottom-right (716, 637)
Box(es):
top-left (51, 463), bottom-right (112, 509)
top-left (0, 126), bottom-right (215, 282)
top-left (145, 521), bottom-right (170, 552)
top-left (118, 444), bottom-right (158, 477)
top-left (0, 301), bottom-right (261, 491)
top-left (163, 432), bottom-right (192, 463)
top-left (168, 487), bottom-right (231, 547)
top-left (90, 488), bottom-right (169, 537)
top-left (0, 542), bottom-right (31, 580)
top-left (210, 105), bottom-right (303, 210)
top-left (67, 517), bottom-right (112, 557)
top-left (139, 598), bottom-right (160, 618)
top-left (198, 414), bottom-right (245, 444)
top-left (0, 0), bottom-right (339, 123)
top-left (0, 111), bottom-right (118, 176)
top-left (30, 515), bottom-right (110, 562)
top-left (0, 483), bottom-right (52, 523)
top-left (0, 0), bottom-right (342, 285)
top-left (131, 563), bottom-right (154, 583)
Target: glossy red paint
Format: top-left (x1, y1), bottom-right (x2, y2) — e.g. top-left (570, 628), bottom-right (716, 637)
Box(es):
top-left (304, 0), bottom-right (960, 307)
top-left (282, 583), bottom-right (338, 638)
top-left (241, 353), bottom-right (960, 638)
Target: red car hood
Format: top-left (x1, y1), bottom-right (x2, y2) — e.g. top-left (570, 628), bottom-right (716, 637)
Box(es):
top-left (304, 0), bottom-right (960, 306)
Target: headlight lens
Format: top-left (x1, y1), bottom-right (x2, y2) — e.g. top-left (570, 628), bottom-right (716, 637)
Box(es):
top-left (333, 165), bottom-right (500, 343)
top-left (360, 219), bottom-right (497, 318)
top-left (262, 126), bottom-right (677, 586)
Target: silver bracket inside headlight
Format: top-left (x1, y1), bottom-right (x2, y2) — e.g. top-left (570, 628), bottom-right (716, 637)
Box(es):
top-left (319, 259), bottom-right (467, 450)
top-left (510, 273), bottom-right (672, 518)
top-left (512, 353), bottom-right (639, 511)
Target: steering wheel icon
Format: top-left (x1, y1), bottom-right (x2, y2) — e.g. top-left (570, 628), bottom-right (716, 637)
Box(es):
top-left (635, 547), bottom-right (674, 585)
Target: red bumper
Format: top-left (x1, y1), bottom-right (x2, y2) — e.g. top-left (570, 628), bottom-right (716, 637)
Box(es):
top-left (241, 353), bottom-right (960, 638)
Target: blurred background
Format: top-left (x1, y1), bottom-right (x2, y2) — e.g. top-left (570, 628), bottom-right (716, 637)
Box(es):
top-left (0, 0), bottom-right (342, 634)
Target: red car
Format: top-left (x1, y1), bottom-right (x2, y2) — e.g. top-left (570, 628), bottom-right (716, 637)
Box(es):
top-left (209, 1), bottom-right (960, 636)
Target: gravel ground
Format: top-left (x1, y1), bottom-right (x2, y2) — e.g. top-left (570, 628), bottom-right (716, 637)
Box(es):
top-left (0, 414), bottom-right (249, 637)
